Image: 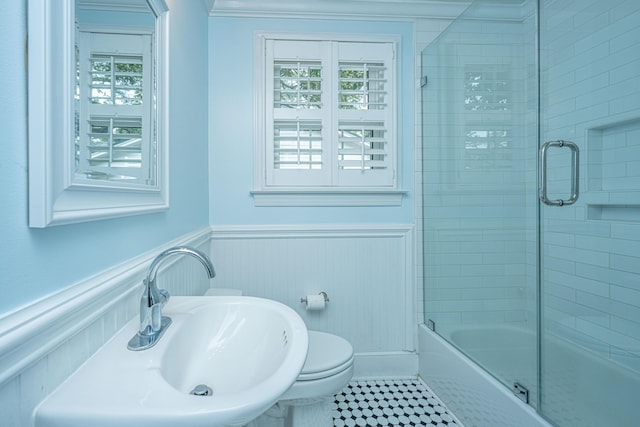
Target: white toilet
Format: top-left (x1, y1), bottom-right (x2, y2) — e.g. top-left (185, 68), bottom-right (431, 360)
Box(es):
top-left (270, 330), bottom-right (353, 427)
top-left (204, 288), bottom-right (354, 427)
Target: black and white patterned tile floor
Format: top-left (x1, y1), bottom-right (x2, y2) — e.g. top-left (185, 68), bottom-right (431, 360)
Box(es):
top-left (332, 379), bottom-right (462, 427)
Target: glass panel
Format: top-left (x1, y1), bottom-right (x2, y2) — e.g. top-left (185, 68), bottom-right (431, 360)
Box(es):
top-left (421, 0), bottom-right (539, 408)
top-left (273, 61), bottom-right (322, 109)
top-left (464, 66), bottom-right (512, 111)
top-left (539, 0), bottom-right (640, 425)
top-left (339, 62), bottom-right (386, 110)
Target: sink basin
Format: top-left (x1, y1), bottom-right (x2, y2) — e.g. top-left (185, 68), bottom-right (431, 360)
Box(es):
top-left (35, 296), bottom-right (309, 427)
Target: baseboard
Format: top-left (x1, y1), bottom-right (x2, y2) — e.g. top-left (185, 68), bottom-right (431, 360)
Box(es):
top-left (352, 351), bottom-right (418, 379)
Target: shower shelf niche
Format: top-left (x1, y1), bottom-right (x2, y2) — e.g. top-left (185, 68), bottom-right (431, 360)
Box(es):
top-left (587, 203), bottom-right (640, 222)
top-left (586, 117), bottom-right (640, 221)
top-left (587, 118), bottom-right (640, 191)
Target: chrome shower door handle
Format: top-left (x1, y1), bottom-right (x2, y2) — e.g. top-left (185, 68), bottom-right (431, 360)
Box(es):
top-left (539, 140), bottom-right (579, 206)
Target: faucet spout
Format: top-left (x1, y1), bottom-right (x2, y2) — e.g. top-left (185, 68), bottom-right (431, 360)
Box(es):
top-left (146, 246), bottom-right (216, 286)
top-left (127, 246), bottom-right (215, 351)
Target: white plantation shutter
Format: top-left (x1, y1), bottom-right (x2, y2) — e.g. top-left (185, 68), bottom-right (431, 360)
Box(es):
top-left (338, 121), bottom-right (387, 169)
top-left (76, 32), bottom-right (152, 184)
top-left (272, 59), bottom-right (323, 171)
top-left (274, 119), bottom-right (323, 170)
top-left (263, 36), bottom-right (396, 189)
top-left (336, 42), bottom-right (394, 186)
top-left (266, 40), bottom-right (332, 186)
top-left (86, 116), bottom-right (143, 172)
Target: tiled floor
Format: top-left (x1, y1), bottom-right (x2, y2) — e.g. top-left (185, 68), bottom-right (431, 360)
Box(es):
top-left (332, 379), bottom-right (462, 427)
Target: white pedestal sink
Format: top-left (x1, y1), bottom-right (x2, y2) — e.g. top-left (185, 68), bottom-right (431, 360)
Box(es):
top-left (35, 296), bottom-right (309, 427)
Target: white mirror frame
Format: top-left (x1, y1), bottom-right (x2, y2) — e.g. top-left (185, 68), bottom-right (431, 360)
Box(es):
top-left (28, 0), bottom-right (169, 228)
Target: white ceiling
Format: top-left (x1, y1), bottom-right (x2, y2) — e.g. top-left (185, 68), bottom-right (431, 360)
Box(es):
top-left (207, 0), bottom-right (473, 20)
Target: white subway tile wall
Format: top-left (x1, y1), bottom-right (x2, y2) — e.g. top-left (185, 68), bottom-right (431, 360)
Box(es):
top-left (540, 0), bottom-right (640, 374)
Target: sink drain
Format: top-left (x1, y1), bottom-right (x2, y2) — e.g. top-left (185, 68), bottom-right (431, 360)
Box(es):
top-left (190, 384), bottom-right (213, 396)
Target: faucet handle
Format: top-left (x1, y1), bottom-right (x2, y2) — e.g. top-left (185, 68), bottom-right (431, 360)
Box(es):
top-left (158, 289), bottom-right (170, 306)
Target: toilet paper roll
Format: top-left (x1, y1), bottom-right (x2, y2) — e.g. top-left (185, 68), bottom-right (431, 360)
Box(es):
top-left (304, 294), bottom-right (326, 311)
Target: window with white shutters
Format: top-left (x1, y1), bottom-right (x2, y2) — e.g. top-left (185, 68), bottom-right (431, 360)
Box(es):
top-left (256, 34), bottom-right (399, 203)
top-left (335, 42), bottom-right (393, 186)
top-left (76, 31), bottom-right (153, 184)
top-left (272, 57), bottom-right (324, 173)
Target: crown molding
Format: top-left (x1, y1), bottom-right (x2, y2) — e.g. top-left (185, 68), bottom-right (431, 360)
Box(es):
top-left (77, 0), bottom-right (150, 13)
top-left (209, 0), bottom-right (472, 21)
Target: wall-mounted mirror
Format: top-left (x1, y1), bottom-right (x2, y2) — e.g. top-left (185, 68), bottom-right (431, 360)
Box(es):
top-left (28, 0), bottom-right (169, 228)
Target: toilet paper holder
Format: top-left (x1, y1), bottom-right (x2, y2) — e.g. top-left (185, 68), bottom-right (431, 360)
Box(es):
top-left (300, 291), bottom-right (329, 304)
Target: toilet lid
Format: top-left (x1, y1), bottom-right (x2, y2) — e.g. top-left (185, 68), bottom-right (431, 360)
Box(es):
top-left (299, 331), bottom-right (353, 380)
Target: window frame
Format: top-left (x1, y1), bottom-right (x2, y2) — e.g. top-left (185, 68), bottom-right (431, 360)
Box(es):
top-left (252, 32), bottom-right (406, 207)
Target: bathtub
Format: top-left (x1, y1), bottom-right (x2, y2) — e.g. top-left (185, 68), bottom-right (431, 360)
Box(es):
top-left (419, 324), bottom-right (548, 427)
top-left (448, 324), bottom-right (538, 403)
top-left (419, 323), bottom-right (640, 427)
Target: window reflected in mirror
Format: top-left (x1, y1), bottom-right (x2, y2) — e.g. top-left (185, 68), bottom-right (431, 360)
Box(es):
top-left (75, 0), bottom-right (157, 187)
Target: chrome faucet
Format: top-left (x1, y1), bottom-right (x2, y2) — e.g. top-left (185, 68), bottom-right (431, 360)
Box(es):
top-left (127, 246), bottom-right (216, 351)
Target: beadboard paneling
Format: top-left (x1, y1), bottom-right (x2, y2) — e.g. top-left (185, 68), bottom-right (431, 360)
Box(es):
top-left (209, 225), bottom-right (416, 365)
top-left (0, 224), bottom-right (415, 426)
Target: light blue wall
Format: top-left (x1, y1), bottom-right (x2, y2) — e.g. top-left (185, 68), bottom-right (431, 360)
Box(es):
top-left (208, 17), bottom-right (415, 225)
top-left (0, 7), bottom-right (415, 316)
top-left (0, 0), bottom-right (210, 316)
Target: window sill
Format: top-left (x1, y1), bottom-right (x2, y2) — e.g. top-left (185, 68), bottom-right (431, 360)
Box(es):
top-left (250, 188), bottom-right (407, 207)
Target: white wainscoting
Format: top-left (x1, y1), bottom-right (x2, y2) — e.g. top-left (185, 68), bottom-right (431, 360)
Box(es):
top-left (0, 228), bottom-right (212, 427)
top-left (209, 224), bottom-right (418, 378)
top-left (0, 224), bottom-right (417, 426)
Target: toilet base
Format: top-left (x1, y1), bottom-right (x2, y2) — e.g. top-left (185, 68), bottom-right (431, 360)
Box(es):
top-left (286, 397), bottom-right (333, 427)
top-left (253, 397), bottom-right (333, 427)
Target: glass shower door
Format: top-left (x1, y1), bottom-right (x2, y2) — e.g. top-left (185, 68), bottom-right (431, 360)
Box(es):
top-left (422, 0), bottom-right (540, 408)
top-left (538, 0), bottom-right (640, 425)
